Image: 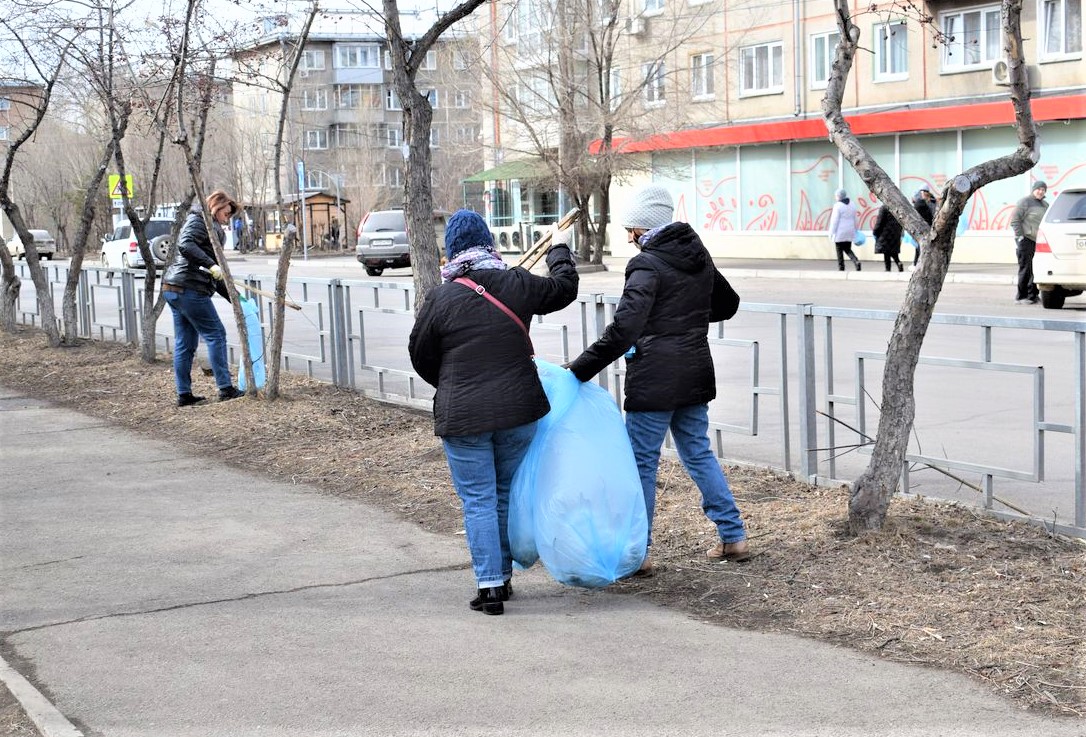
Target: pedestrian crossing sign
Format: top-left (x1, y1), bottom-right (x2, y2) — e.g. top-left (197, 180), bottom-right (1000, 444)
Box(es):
top-left (108, 174), bottom-right (134, 200)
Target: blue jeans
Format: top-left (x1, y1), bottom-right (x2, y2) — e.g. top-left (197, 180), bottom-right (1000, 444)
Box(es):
top-left (442, 422), bottom-right (537, 588)
top-left (626, 404), bottom-right (746, 546)
top-left (164, 289), bottom-right (232, 394)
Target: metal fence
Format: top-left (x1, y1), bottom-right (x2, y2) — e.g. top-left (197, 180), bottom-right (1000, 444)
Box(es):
top-left (13, 261), bottom-right (1086, 539)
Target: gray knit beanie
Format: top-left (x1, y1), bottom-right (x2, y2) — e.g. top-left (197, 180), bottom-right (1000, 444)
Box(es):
top-left (835, 188), bottom-right (848, 201)
top-left (1032, 180), bottom-right (1047, 191)
top-left (623, 185), bottom-right (674, 230)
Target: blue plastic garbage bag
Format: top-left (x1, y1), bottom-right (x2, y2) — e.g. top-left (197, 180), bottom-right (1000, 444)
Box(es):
top-left (237, 294), bottom-right (266, 391)
top-left (509, 360), bottom-right (648, 587)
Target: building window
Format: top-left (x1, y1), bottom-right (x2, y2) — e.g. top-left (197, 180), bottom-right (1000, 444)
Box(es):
top-left (608, 67), bottom-right (622, 111)
top-left (305, 171), bottom-right (334, 190)
top-left (333, 124), bottom-right (360, 147)
top-left (452, 90), bottom-right (470, 108)
top-left (426, 89), bottom-right (439, 108)
top-left (739, 41), bottom-right (783, 94)
top-left (643, 0), bottom-right (664, 14)
top-left (386, 88), bottom-right (402, 110)
top-left (1042, 0), bottom-right (1083, 56)
top-left (335, 44), bottom-right (380, 69)
top-left (430, 127), bottom-right (440, 147)
top-left (303, 130), bottom-right (328, 149)
top-left (0, 97), bottom-right (11, 111)
top-left (335, 84), bottom-right (362, 109)
top-left (874, 21), bottom-right (909, 79)
top-left (301, 88), bottom-right (327, 110)
top-left (453, 49), bottom-right (470, 70)
top-left (942, 7), bottom-right (1002, 69)
top-left (387, 166), bottom-right (403, 188)
top-left (386, 126), bottom-right (402, 148)
top-left (301, 50), bottom-right (325, 71)
top-left (642, 61), bottom-right (665, 104)
top-left (453, 125), bottom-right (477, 142)
top-left (810, 31), bottom-right (839, 87)
top-left (0, 126), bottom-right (8, 141)
top-left (421, 50), bottom-right (438, 70)
top-left (691, 53), bottom-right (715, 97)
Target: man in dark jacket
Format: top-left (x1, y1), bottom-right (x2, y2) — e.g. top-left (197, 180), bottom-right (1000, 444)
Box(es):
top-left (1009, 180), bottom-right (1048, 304)
top-left (409, 210), bottom-right (578, 615)
top-left (161, 190), bottom-right (243, 406)
top-left (910, 184), bottom-right (936, 268)
top-left (567, 185), bottom-right (749, 576)
top-left (872, 204), bottom-right (904, 272)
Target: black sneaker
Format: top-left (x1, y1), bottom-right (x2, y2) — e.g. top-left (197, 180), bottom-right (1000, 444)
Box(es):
top-left (177, 392), bottom-right (207, 407)
top-left (469, 586), bottom-right (504, 615)
top-left (218, 386), bottom-right (244, 401)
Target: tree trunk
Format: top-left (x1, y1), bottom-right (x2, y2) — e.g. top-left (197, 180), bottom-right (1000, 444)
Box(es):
top-left (2, 205), bottom-right (61, 346)
top-left (0, 265), bottom-right (19, 332)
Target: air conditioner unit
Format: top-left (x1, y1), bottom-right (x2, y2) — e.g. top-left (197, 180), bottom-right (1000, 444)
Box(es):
top-left (299, 68), bottom-right (310, 78)
top-left (991, 58), bottom-right (1011, 86)
top-left (624, 16), bottom-right (646, 36)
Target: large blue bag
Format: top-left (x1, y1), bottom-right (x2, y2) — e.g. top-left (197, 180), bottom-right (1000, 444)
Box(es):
top-left (237, 294), bottom-right (266, 391)
top-left (509, 360), bottom-right (648, 587)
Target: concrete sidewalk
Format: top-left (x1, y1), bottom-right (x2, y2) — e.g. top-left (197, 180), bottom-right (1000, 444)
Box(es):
top-left (1, 386), bottom-right (1077, 737)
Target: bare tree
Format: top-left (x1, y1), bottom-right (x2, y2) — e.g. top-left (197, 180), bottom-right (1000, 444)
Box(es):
top-left (821, 0), bottom-right (1038, 533)
top-left (381, 0), bottom-right (490, 306)
top-left (0, 19), bottom-right (74, 344)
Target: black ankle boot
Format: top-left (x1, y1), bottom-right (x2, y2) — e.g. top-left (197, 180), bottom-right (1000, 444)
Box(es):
top-left (501, 578), bottom-right (513, 601)
top-left (218, 386), bottom-right (243, 401)
top-left (470, 586), bottom-right (504, 615)
top-left (177, 392), bottom-right (206, 407)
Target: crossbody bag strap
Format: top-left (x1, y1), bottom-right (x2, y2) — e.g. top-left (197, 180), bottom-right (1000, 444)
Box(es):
top-left (453, 277), bottom-right (535, 354)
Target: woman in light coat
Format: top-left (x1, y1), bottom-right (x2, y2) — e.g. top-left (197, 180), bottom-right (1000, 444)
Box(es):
top-left (828, 188), bottom-right (861, 271)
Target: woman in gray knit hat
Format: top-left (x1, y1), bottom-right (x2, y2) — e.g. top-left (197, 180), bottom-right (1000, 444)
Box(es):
top-left (567, 184), bottom-right (751, 576)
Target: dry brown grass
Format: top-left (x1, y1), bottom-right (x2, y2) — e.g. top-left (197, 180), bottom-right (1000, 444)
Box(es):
top-left (1, 327), bottom-right (1083, 718)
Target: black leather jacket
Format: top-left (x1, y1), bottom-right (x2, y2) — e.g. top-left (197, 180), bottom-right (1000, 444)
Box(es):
top-left (163, 209), bottom-right (226, 297)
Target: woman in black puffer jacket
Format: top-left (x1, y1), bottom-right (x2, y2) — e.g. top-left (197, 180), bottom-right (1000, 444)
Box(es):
top-left (568, 185), bottom-right (749, 576)
top-left (409, 210), bottom-right (578, 615)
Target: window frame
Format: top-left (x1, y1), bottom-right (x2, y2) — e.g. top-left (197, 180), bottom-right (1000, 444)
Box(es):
top-left (386, 126), bottom-right (402, 148)
top-left (301, 87), bottom-right (328, 111)
top-left (873, 20), bottom-right (909, 80)
top-left (1040, 0), bottom-right (1084, 58)
top-left (809, 30), bottom-right (839, 89)
top-left (642, 61), bottom-right (666, 105)
top-left (301, 49), bottom-right (326, 72)
top-left (691, 52), bottom-right (715, 98)
top-left (738, 41), bottom-right (784, 96)
top-left (303, 129), bottom-right (329, 150)
top-left (940, 5), bottom-right (1003, 71)
top-left (335, 43), bottom-right (380, 69)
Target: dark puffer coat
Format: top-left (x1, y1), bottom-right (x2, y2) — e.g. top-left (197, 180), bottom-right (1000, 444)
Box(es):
top-left (408, 246), bottom-right (579, 437)
top-left (568, 223), bottom-right (739, 412)
top-left (163, 209), bottom-right (227, 298)
top-left (872, 206), bottom-right (902, 256)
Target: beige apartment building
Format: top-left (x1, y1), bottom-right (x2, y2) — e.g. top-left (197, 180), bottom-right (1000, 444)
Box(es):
top-left (478, 0), bottom-right (1085, 262)
top-left (231, 11), bottom-right (484, 247)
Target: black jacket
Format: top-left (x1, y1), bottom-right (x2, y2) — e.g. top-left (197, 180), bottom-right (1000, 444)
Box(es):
top-left (872, 206), bottom-right (902, 256)
top-left (568, 222), bottom-right (739, 412)
top-left (163, 210), bottom-right (227, 298)
top-left (408, 246), bottom-right (579, 437)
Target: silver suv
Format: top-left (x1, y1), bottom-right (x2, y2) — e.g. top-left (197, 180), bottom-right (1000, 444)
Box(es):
top-left (355, 209), bottom-right (448, 277)
top-left (100, 218), bottom-right (174, 269)
top-left (1034, 188), bottom-right (1086, 309)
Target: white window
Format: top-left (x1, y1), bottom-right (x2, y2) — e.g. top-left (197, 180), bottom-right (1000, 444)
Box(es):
top-left (301, 88), bottom-right (327, 110)
top-left (502, 4), bottom-right (519, 42)
top-left (430, 127), bottom-right (440, 147)
top-left (336, 44), bottom-right (380, 69)
top-left (874, 21), bottom-right (909, 79)
top-left (1042, 0), bottom-right (1083, 56)
top-left (642, 61), bottom-right (665, 104)
top-left (0, 126), bottom-right (8, 141)
top-left (810, 31), bottom-right (839, 87)
top-left (452, 90), bottom-right (470, 108)
top-left (335, 84), bottom-right (361, 109)
top-left (691, 53), bottom-right (715, 97)
top-left (453, 49), bottom-right (470, 70)
top-left (0, 97), bottom-right (10, 111)
top-left (608, 67), bottom-right (622, 111)
top-left (387, 126), bottom-right (402, 148)
top-left (386, 88), bottom-right (402, 110)
top-left (643, 0), bottom-right (664, 14)
top-left (387, 166), bottom-right (403, 188)
top-left (942, 6), bottom-right (1002, 69)
top-left (421, 50), bottom-right (437, 70)
top-left (454, 125), bottom-right (477, 142)
top-left (739, 41), bottom-right (783, 94)
top-left (305, 171), bottom-right (331, 190)
top-left (426, 89), bottom-right (438, 108)
top-left (303, 130), bottom-right (328, 149)
top-left (301, 50), bottom-right (325, 71)
top-left (333, 124), bottom-right (360, 147)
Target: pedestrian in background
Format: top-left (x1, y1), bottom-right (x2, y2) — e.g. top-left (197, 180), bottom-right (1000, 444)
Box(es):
top-left (408, 210), bottom-right (579, 616)
top-left (872, 203), bottom-right (904, 272)
top-left (910, 184), bottom-right (937, 269)
top-left (566, 185), bottom-right (750, 577)
top-left (828, 188), bottom-right (861, 271)
top-left (1010, 180), bottom-right (1049, 304)
top-left (161, 190), bottom-right (244, 407)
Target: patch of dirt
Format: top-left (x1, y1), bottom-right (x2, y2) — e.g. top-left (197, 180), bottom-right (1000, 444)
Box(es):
top-left (1, 327), bottom-right (1083, 718)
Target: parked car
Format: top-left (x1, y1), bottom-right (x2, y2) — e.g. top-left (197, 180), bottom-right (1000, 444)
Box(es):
top-left (355, 209), bottom-right (448, 277)
top-left (6, 229), bottom-right (56, 260)
top-left (1034, 188), bottom-right (1086, 309)
top-left (100, 218), bottom-right (175, 269)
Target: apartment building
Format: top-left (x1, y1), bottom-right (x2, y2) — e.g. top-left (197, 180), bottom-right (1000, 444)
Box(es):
top-left (480, 0), bottom-right (1085, 262)
top-left (231, 11), bottom-right (484, 244)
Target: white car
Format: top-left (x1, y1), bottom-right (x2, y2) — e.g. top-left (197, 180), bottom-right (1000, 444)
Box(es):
top-left (100, 218), bottom-right (174, 269)
top-left (6, 229), bottom-right (56, 260)
top-left (1034, 188), bottom-right (1086, 309)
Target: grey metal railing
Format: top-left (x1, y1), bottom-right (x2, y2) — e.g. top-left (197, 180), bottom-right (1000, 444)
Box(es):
top-left (12, 261), bottom-right (1086, 538)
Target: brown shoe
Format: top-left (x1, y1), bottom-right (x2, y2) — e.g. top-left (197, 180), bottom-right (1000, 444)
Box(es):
top-left (624, 557), bottom-right (655, 579)
top-left (707, 539), bottom-right (752, 563)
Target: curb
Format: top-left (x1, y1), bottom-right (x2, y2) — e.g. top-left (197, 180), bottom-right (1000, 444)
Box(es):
top-left (0, 655), bottom-right (83, 737)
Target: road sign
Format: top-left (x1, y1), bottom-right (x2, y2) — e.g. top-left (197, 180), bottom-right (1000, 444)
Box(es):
top-left (108, 174), bottom-right (134, 200)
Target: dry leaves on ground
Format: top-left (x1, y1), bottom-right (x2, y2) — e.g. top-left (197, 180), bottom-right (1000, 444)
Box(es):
top-left (1, 327), bottom-right (1083, 718)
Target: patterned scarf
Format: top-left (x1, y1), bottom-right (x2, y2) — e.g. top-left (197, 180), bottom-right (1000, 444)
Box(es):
top-left (440, 245), bottom-right (508, 282)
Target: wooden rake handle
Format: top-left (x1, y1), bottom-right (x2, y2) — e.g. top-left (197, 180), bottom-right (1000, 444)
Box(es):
top-left (514, 208), bottom-right (583, 270)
